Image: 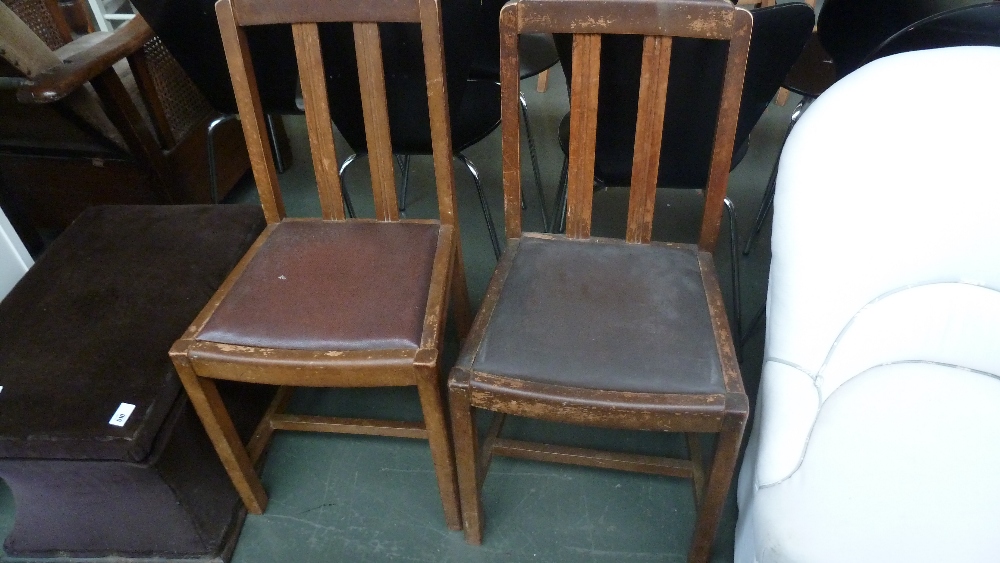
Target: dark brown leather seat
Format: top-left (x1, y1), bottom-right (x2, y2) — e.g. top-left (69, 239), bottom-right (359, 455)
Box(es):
top-left (474, 237), bottom-right (725, 395)
top-left (198, 221), bottom-right (439, 351)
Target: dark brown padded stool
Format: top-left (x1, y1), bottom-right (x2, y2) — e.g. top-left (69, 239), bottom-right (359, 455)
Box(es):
top-left (0, 204), bottom-right (272, 561)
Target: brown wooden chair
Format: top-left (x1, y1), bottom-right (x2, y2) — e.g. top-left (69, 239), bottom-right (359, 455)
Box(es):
top-left (168, 0), bottom-right (473, 530)
top-left (448, 0), bottom-right (750, 559)
top-left (0, 0), bottom-right (248, 228)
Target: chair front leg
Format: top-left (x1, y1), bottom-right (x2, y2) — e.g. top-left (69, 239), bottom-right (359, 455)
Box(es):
top-left (170, 351), bottom-right (268, 514)
top-left (416, 368), bottom-right (462, 530)
top-left (687, 412), bottom-right (746, 563)
top-left (448, 382), bottom-right (484, 543)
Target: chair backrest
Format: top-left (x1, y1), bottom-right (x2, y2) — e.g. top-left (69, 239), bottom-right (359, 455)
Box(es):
top-left (133, 0), bottom-right (478, 150)
top-left (816, 0), bottom-right (989, 78)
top-left (502, 0), bottom-right (752, 251)
top-left (216, 0), bottom-right (459, 226)
top-left (553, 3), bottom-right (813, 194)
top-left (867, 2), bottom-right (1000, 64)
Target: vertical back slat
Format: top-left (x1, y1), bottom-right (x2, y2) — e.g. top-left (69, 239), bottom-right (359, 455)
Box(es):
top-left (625, 36), bottom-right (672, 244)
top-left (499, 3), bottom-right (522, 239)
top-left (216, 0), bottom-right (285, 223)
top-left (417, 0), bottom-right (458, 228)
top-left (565, 33), bottom-right (601, 240)
top-left (698, 8), bottom-right (751, 251)
top-left (293, 23), bottom-right (346, 220)
top-left (354, 22), bottom-right (399, 222)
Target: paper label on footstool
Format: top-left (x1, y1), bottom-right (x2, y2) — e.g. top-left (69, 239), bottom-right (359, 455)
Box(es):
top-left (109, 403), bottom-right (136, 427)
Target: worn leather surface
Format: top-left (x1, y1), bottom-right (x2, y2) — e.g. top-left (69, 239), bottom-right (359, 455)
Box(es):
top-left (198, 220), bottom-right (440, 351)
top-left (473, 237), bottom-right (724, 395)
top-left (0, 204), bottom-right (266, 461)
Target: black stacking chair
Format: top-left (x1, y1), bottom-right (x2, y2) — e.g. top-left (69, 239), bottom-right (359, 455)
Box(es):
top-left (134, 0), bottom-right (507, 256)
top-left (319, 6), bottom-right (508, 258)
top-left (550, 2), bottom-right (815, 349)
top-left (468, 0), bottom-right (561, 231)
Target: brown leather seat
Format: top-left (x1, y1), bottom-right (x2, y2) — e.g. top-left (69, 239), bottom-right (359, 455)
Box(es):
top-left (198, 221), bottom-right (439, 351)
top-left (474, 237), bottom-right (725, 395)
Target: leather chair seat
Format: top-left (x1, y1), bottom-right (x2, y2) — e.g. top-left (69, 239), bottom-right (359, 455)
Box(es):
top-left (197, 220), bottom-right (441, 351)
top-left (472, 236), bottom-right (725, 395)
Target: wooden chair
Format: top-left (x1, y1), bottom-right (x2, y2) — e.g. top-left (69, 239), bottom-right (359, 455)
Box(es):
top-left (448, 0), bottom-right (750, 559)
top-left (168, 0), bottom-right (473, 530)
top-left (0, 0), bottom-right (248, 229)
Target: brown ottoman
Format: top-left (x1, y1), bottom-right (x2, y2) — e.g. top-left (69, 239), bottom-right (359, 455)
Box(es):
top-left (0, 204), bottom-right (272, 561)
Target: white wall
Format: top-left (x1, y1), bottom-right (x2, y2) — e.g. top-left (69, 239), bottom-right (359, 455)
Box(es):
top-left (0, 207), bottom-right (32, 300)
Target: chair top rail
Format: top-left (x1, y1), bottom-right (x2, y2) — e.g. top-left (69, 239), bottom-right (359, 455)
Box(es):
top-left (231, 0), bottom-right (422, 27)
top-left (512, 0), bottom-right (738, 38)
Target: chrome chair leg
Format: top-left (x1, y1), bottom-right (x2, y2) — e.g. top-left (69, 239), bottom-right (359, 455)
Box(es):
top-left (743, 97), bottom-right (811, 256)
top-left (206, 114), bottom-right (239, 204)
top-left (337, 153), bottom-right (359, 218)
top-left (457, 153), bottom-right (501, 259)
top-left (552, 155), bottom-right (569, 233)
top-left (723, 197), bottom-right (743, 362)
top-left (520, 93), bottom-right (549, 230)
top-left (394, 155), bottom-right (411, 217)
top-left (265, 114), bottom-right (289, 174)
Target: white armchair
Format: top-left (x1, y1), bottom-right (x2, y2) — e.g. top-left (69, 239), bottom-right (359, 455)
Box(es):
top-left (735, 46), bottom-right (1000, 563)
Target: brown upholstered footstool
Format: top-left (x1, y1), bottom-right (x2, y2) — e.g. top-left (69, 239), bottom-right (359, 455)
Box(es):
top-left (0, 205), bottom-right (273, 561)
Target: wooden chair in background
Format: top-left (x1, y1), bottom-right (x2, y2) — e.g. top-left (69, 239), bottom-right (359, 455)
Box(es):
top-left (448, 0), bottom-right (750, 560)
top-left (0, 0), bottom-right (248, 229)
top-left (169, 0), bottom-right (473, 530)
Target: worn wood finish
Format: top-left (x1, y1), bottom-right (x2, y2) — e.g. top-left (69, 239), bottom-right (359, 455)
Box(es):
top-left (688, 413), bottom-right (745, 562)
top-left (175, 0), bottom-right (468, 531)
top-left (448, 381), bottom-right (483, 541)
top-left (216, 0), bottom-right (284, 223)
top-left (698, 8), bottom-right (751, 252)
top-left (515, 0), bottom-right (736, 37)
top-left (355, 23), bottom-right (399, 222)
top-left (499, 3), bottom-right (523, 240)
top-left (170, 351), bottom-right (268, 514)
top-left (468, 372), bottom-right (728, 433)
top-left (18, 14), bottom-right (154, 103)
top-left (449, 0), bottom-right (750, 557)
top-left (270, 414), bottom-right (428, 439)
top-left (293, 23), bottom-right (346, 220)
top-left (246, 386), bottom-right (294, 465)
top-left (625, 35), bottom-right (672, 244)
top-left (90, 68), bottom-right (174, 203)
top-left (232, 0), bottom-right (420, 27)
top-left (564, 34), bottom-right (601, 239)
top-left (686, 432), bottom-right (706, 506)
top-left (493, 439), bottom-right (697, 478)
top-left (698, 252), bottom-right (744, 397)
top-left (418, 0), bottom-right (458, 228)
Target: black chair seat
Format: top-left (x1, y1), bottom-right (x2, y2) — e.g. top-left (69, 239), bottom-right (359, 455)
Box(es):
top-left (469, 32), bottom-right (560, 81)
top-left (472, 236), bottom-right (726, 395)
top-left (197, 221), bottom-right (441, 351)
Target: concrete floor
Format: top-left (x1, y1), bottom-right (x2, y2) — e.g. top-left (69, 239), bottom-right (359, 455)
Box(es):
top-left (0, 61), bottom-right (796, 562)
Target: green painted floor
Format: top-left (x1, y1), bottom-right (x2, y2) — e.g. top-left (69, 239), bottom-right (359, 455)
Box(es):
top-left (0, 63), bottom-right (794, 562)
